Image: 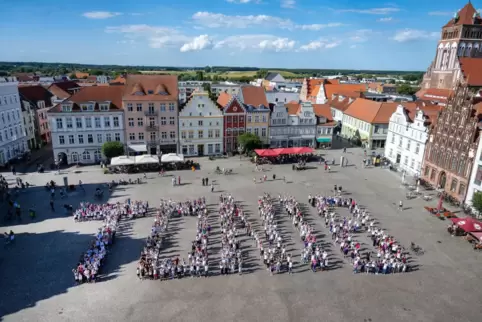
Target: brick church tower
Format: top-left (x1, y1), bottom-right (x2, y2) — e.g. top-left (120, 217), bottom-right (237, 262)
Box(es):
top-left (421, 2), bottom-right (482, 90)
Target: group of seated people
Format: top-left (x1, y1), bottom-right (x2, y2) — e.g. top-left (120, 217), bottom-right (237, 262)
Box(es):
top-left (72, 211), bottom-right (118, 284)
top-left (137, 200), bottom-right (172, 280)
top-left (283, 196), bottom-right (329, 272)
top-left (312, 191), bottom-right (410, 275)
top-left (218, 194), bottom-right (244, 275)
top-left (73, 200), bottom-right (148, 222)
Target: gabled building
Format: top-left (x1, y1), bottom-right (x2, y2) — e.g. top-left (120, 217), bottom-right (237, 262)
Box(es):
top-left (238, 85), bottom-right (271, 145)
top-left (218, 95), bottom-right (246, 153)
top-left (123, 75), bottom-right (179, 155)
top-left (385, 103), bottom-right (441, 176)
top-left (48, 86), bottom-right (125, 165)
top-left (328, 92), bottom-right (362, 124)
top-left (299, 79), bottom-right (324, 102)
top-left (312, 104), bottom-right (336, 148)
top-left (341, 98), bottom-right (398, 149)
top-left (316, 83), bottom-right (367, 104)
top-left (18, 85), bottom-right (54, 146)
top-left (48, 81), bottom-right (81, 100)
top-left (179, 91), bottom-right (223, 156)
top-left (415, 88), bottom-right (453, 106)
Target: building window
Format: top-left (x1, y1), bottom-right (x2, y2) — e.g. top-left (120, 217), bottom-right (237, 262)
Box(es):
top-left (406, 140), bottom-right (411, 150)
top-left (430, 168), bottom-right (437, 181)
top-left (78, 135), bottom-right (84, 144)
top-left (215, 129), bottom-right (220, 138)
top-left (97, 134), bottom-right (102, 143)
top-left (450, 179), bottom-right (458, 192)
top-left (189, 145), bottom-right (195, 155)
top-left (398, 136), bottom-right (402, 147)
top-left (247, 115), bottom-right (252, 122)
top-left (148, 103), bottom-right (154, 112)
top-left (68, 135), bottom-right (74, 144)
top-left (115, 133), bottom-right (121, 141)
top-left (254, 128), bottom-right (259, 136)
top-left (198, 130), bottom-right (203, 138)
top-left (59, 135), bottom-right (65, 145)
top-left (415, 143), bottom-right (420, 154)
top-left (128, 118), bottom-right (134, 127)
top-left (129, 133), bottom-right (135, 140)
top-left (82, 151), bottom-right (90, 160)
top-left (138, 133), bottom-right (144, 140)
top-left (389, 149), bottom-right (393, 158)
top-left (198, 120), bottom-right (203, 126)
top-left (106, 133), bottom-right (112, 142)
top-left (136, 118), bottom-right (143, 126)
top-left (170, 131), bottom-right (175, 139)
top-left (261, 128), bottom-right (267, 137)
top-left (262, 115), bottom-right (267, 122)
top-left (391, 134), bottom-right (395, 144)
top-left (208, 144), bottom-right (213, 154)
top-left (424, 166), bottom-right (430, 177)
top-left (88, 134), bottom-right (93, 143)
top-left (161, 132), bottom-right (167, 139)
top-left (66, 117), bottom-right (73, 129)
top-left (410, 158), bottom-right (415, 168)
top-left (85, 117), bottom-right (92, 128)
top-left (95, 117), bottom-right (101, 128)
top-left (76, 117), bottom-right (82, 128)
top-left (475, 165), bottom-right (482, 186)
top-left (181, 131), bottom-right (186, 139)
top-left (136, 103), bottom-right (142, 112)
top-left (208, 129), bottom-right (213, 138)
top-left (459, 183), bottom-right (466, 196)
top-left (160, 104), bottom-right (166, 111)
top-left (169, 117), bottom-right (175, 125)
top-left (56, 118), bottom-right (63, 129)
top-left (161, 117), bottom-right (166, 125)
top-left (127, 103), bottom-right (133, 111)
top-left (113, 116), bottom-right (120, 127)
top-left (404, 156), bottom-right (408, 165)
top-left (254, 115), bottom-right (259, 123)
top-left (104, 117), bottom-right (111, 128)
top-left (215, 143), bottom-right (221, 153)
top-left (458, 159), bottom-right (466, 176)
top-left (150, 132), bottom-right (157, 141)
top-left (169, 103), bottom-right (175, 111)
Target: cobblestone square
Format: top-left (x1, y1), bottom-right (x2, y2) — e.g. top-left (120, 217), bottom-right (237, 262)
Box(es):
top-left (1, 147), bottom-right (482, 322)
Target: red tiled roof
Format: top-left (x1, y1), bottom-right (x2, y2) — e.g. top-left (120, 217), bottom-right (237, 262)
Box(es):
top-left (123, 75), bottom-right (178, 101)
top-left (75, 72), bottom-right (89, 79)
top-left (443, 2), bottom-right (480, 27)
top-left (328, 93), bottom-right (357, 112)
top-left (368, 82), bottom-right (382, 90)
top-left (285, 102), bottom-right (301, 115)
top-left (18, 85), bottom-right (54, 108)
top-left (241, 86), bottom-right (268, 107)
top-left (49, 86), bottom-right (125, 113)
top-left (324, 84), bottom-right (367, 100)
top-left (312, 104), bottom-right (333, 120)
top-left (110, 76), bottom-right (126, 85)
top-left (217, 92), bottom-right (232, 108)
top-left (344, 98), bottom-right (398, 124)
top-left (459, 57), bottom-right (482, 87)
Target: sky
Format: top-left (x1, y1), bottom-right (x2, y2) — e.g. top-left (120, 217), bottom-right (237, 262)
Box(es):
top-left (0, 0), bottom-right (477, 71)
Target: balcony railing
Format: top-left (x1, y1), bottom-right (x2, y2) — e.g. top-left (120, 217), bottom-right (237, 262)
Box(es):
top-left (145, 125), bottom-right (159, 132)
top-left (145, 110), bottom-right (158, 116)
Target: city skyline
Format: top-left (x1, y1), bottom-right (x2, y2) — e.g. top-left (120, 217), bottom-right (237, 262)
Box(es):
top-left (0, 0), bottom-right (478, 70)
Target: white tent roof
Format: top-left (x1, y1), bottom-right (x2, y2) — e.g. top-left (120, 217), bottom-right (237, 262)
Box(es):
top-left (128, 144), bottom-right (147, 152)
top-left (161, 153), bottom-right (184, 163)
top-left (135, 154), bottom-right (159, 164)
top-left (110, 156), bottom-right (136, 166)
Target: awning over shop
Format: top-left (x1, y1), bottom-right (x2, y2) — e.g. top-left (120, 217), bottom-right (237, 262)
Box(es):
top-left (317, 137), bottom-right (332, 143)
top-left (128, 144), bottom-right (147, 153)
top-left (449, 217), bottom-right (482, 232)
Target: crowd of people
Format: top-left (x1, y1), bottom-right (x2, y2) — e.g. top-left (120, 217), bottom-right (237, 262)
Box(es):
top-left (282, 195), bottom-right (329, 272)
top-left (137, 200), bottom-right (172, 279)
top-left (73, 200), bottom-right (149, 222)
top-left (311, 190), bottom-right (410, 275)
top-left (72, 208), bottom-right (119, 284)
top-left (218, 194), bottom-right (245, 275)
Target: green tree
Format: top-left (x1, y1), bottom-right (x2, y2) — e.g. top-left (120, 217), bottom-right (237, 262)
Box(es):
top-left (397, 84), bottom-right (417, 96)
top-left (255, 69), bottom-right (269, 79)
top-left (101, 141), bottom-right (124, 159)
top-left (238, 133), bottom-right (262, 152)
top-left (204, 66), bottom-right (212, 73)
top-left (69, 73), bottom-right (77, 79)
top-left (472, 191), bottom-right (482, 215)
top-left (196, 71), bottom-right (204, 81)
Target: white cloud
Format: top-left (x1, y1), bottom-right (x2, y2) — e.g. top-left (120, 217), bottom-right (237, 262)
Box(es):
top-left (281, 0), bottom-right (295, 8)
top-left (214, 34), bottom-right (296, 52)
top-left (180, 35), bottom-right (214, 52)
top-left (296, 23), bottom-right (345, 30)
top-left (393, 29), bottom-right (439, 42)
top-left (378, 17), bottom-right (393, 22)
top-left (227, 0), bottom-right (261, 3)
top-left (428, 11), bottom-right (453, 16)
top-left (338, 7), bottom-right (399, 15)
top-left (82, 11), bottom-right (122, 19)
top-left (299, 39), bottom-right (341, 51)
top-left (192, 12), bottom-right (293, 29)
top-left (350, 29), bottom-right (374, 42)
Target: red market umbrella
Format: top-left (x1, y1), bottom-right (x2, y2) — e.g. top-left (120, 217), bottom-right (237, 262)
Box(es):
top-left (449, 217), bottom-right (482, 233)
top-left (298, 147), bottom-right (314, 154)
top-left (470, 232), bottom-right (482, 241)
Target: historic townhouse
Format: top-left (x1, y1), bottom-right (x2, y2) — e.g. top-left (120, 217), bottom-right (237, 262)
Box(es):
top-left (384, 103), bottom-right (441, 177)
top-left (315, 82), bottom-right (367, 104)
top-left (179, 91), bottom-right (223, 156)
top-left (19, 85), bottom-right (54, 146)
top-left (48, 81), bottom-right (81, 100)
top-left (237, 86), bottom-right (271, 145)
top-left (123, 75), bottom-right (179, 155)
top-left (341, 98), bottom-right (398, 149)
top-left (218, 95), bottom-right (246, 153)
top-left (19, 98), bottom-right (37, 150)
top-left (313, 104), bottom-right (336, 148)
top-left (299, 78), bottom-right (325, 102)
top-left (48, 86), bottom-right (125, 165)
top-left (466, 126), bottom-right (482, 208)
top-left (0, 77), bottom-right (28, 165)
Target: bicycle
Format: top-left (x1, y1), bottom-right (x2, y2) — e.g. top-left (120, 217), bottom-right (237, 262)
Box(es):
top-left (410, 242), bottom-right (425, 256)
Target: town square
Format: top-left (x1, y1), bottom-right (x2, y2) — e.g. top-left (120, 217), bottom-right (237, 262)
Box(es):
top-left (1, 147), bottom-right (482, 322)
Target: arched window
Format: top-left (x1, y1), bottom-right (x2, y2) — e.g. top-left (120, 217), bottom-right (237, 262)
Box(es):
top-left (465, 46), bottom-right (472, 57)
top-left (94, 150), bottom-right (101, 161)
top-left (82, 151), bottom-right (91, 160)
top-left (458, 44), bottom-right (465, 56)
top-left (458, 158), bottom-right (466, 175)
top-left (71, 152), bottom-right (79, 162)
top-left (450, 178), bottom-right (458, 192)
top-left (451, 156), bottom-right (458, 171)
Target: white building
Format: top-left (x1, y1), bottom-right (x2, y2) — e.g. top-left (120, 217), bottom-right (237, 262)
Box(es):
top-left (265, 89), bottom-right (300, 105)
top-left (179, 91), bottom-right (223, 156)
top-left (48, 86), bottom-right (125, 165)
top-left (465, 134), bottom-right (482, 209)
top-left (0, 77), bottom-right (29, 165)
top-left (384, 104), bottom-right (440, 176)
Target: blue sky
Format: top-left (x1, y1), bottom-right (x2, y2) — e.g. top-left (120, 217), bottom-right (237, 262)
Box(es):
top-left (0, 0), bottom-right (477, 71)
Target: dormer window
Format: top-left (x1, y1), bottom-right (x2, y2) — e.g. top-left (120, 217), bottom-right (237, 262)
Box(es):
top-left (99, 104), bottom-right (109, 111)
top-left (134, 91), bottom-right (144, 96)
top-left (147, 90), bottom-right (154, 94)
top-left (87, 104), bottom-right (94, 111)
top-left (61, 104), bottom-right (72, 112)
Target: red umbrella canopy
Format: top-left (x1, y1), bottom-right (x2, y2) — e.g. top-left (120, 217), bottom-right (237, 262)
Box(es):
top-left (450, 217), bottom-right (482, 232)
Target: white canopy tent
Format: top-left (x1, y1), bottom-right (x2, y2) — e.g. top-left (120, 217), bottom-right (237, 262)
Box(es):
top-left (161, 153), bottom-right (185, 163)
top-left (135, 154), bottom-right (159, 165)
top-left (128, 144), bottom-right (147, 153)
top-left (110, 156), bottom-right (136, 166)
